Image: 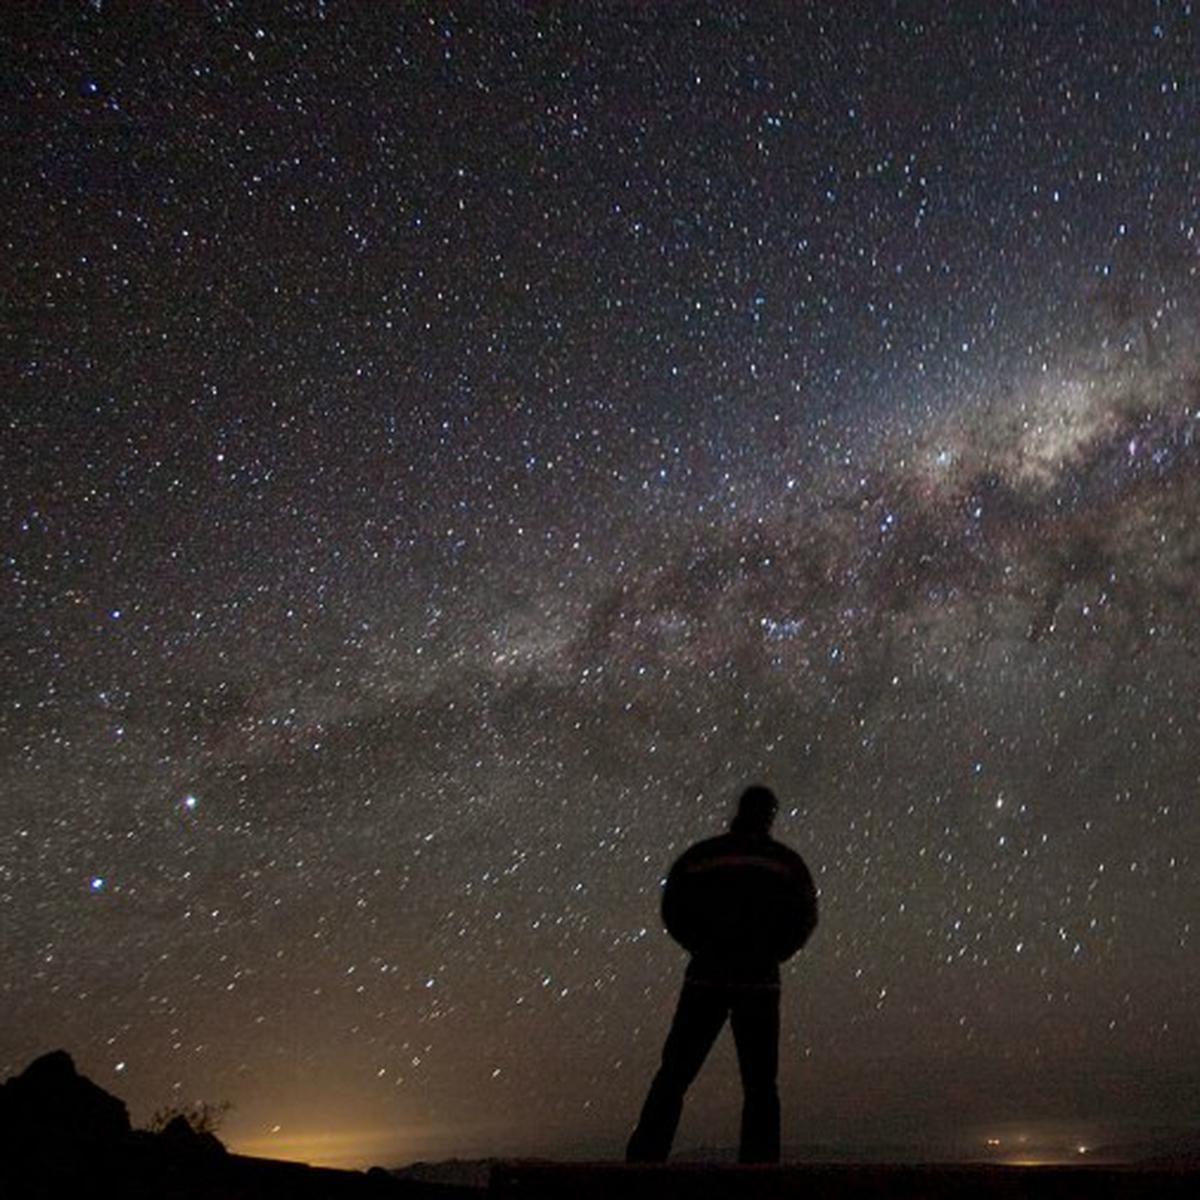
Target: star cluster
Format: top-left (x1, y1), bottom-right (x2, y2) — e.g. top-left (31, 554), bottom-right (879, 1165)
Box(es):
top-left (3, 1), bottom-right (1199, 1167)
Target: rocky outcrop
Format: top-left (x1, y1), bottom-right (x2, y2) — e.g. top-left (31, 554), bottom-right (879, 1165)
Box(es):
top-left (0, 1049), bottom-right (130, 1148)
top-left (157, 1112), bottom-right (228, 1158)
top-left (0, 1049), bottom-right (420, 1197)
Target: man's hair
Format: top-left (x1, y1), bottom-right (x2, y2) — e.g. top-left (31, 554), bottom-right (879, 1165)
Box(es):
top-left (731, 784), bottom-right (778, 834)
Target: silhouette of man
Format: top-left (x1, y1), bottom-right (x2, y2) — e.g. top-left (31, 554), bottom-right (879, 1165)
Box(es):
top-left (626, 784), bottom-right (817, 1164)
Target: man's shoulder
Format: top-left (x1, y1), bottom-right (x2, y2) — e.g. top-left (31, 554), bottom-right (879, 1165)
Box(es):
top-left (766, 835), bottom-right (811, 869)
top-left (690, 832), bottom-right (738, 855)
top-left (669, 834), bottom-right (729, 871)
top-left (674, 832), bottom-right (809, 873)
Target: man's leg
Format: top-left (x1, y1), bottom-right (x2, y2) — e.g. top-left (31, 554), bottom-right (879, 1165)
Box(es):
top-left (729, 986), bottom-right (780, 1164)
top-left (626, 981), bottom-right (728, 1162)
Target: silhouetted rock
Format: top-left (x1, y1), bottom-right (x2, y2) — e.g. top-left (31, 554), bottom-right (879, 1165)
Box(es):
top-left (158, 1112), bottom-right (227, 1157)
top-left (0, 1051), bottom-right (438, 1197)
top-left (0, 1048), bottom-right (130, 1149)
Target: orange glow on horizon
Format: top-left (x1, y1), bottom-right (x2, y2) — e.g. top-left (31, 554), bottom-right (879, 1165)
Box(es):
top-left (230, 1125), bottom-right (416, 1170)
top-left (227, 1112), bottom-right (513, 1171)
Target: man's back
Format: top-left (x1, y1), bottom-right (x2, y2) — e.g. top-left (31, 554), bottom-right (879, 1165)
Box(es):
top-left (662, 829), bottom-right (818, 984)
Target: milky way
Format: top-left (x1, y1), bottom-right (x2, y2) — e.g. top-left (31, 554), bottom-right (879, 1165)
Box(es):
top-left (3, 2), bottom-right (1199, 1168)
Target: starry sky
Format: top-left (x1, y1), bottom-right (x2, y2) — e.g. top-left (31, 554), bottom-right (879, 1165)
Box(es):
top-left (3, 0), bottom-right (1200, 1170)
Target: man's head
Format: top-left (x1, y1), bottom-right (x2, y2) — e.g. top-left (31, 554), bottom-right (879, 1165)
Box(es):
top-left (731, 784), bottom-right (778, 835)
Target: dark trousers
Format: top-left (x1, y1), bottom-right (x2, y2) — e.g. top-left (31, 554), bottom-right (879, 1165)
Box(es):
top-left (626, 978), bottom-right (780, 1164)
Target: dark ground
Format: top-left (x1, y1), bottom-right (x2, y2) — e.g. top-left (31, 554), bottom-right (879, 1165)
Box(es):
top-left (489, 1160), bottom-right (1200, 1199)
top-left (0, 1150), bottom-right (477, 1200)
top-left (6, 1153), bottom-right (1200, 1198)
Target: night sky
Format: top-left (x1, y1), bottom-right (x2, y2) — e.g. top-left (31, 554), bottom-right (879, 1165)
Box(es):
top-left (4, 0), bottom-right (1200, 1170)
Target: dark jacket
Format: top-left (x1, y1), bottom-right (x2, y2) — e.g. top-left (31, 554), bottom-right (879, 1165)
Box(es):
top-left (661, 831), bottom-right (818, 986)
